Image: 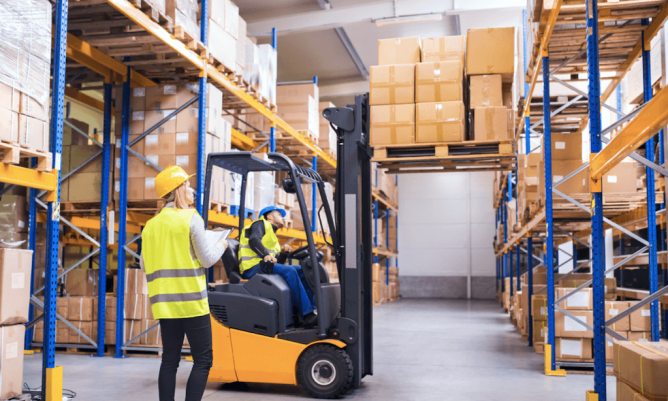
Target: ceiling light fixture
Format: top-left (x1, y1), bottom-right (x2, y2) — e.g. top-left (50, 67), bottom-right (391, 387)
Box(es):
top-left (375, 13), bottom-right (443, 27)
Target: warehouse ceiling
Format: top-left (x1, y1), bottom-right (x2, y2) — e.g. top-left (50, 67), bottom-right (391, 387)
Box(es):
top-left (239, 0), bottom-right (525, 106)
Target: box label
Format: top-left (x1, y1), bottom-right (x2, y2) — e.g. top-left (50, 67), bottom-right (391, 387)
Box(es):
top-left (607, 175), bottom-right (617, 183)
top-left (11, 272), bottom-right (25, 289)
top-left (176, 155), bottom-right (190, 166)
top-left (176, 133), bottom-right (189, 145)
top-left (565, 315), bottom-right (587, 332)
top-left (560, 339), bottom-right (582, 357)
top-left (540, 306), bottom-right (546, 316)
top-left (609, 308), bottom-right (618, 316)
top-left (145, 135), bottom-right (159, 146)
top-left (641, 310), bottom-right (651, 317)
top-left (132, 111), bottom-right (144, 121)
top-left (133, 88), bottom-right (145, 97)
top-left (163, 109), bottom-right (176, 121)
top-left (555, 142), bottom-right (565, 149)
top-left (5, 341), bottom-right (18, 359)
top-left (566, 292), bottom-right (589, 308)
top-left (553, 175), bottom-right (563, 183)
top-left (164, 86), bottom-right (176, 95)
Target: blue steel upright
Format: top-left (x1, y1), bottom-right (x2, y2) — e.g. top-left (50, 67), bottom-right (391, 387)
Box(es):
top-left (386, 212), bottom-right (390, 286)
top-left (640, 19), bottom-right (661, 342)
top-left (541, 54), bottom-right (556, 370)
top-left (270, 27), bottom-right (277, 153)
top-left (503, 188), bottom-right (508, 291)
top-left (25, 158), bottom-right (38, 351)
top-left (311, 155), bottom-right (317, 233)
top-left (586, 1), bottom-right (607, 397)
top-left (509, 245), bottom-right (514, 297)
top-left (115, 66), bottom-right (132, 358)
top-left (197, 0), bottom-right (209, 216)
top-left (96, 82), bottom-right (113, 356)
top-left (516, 242), bottom-right (520, 293)
top-left (43, 0), bottom-right (68, 394)
top-left (523, 8), bottom-right (531, 155)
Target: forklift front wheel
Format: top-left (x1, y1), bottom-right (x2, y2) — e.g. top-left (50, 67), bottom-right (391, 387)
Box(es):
top-left (297, 344), bottom-right (353, 399)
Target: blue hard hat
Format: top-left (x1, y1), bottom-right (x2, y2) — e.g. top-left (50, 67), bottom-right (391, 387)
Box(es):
top-left (260, 206), bottom-right (286, 218)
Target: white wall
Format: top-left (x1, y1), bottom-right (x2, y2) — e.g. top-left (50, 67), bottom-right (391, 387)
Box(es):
top-left (398, 172), bottom-right (496, 298)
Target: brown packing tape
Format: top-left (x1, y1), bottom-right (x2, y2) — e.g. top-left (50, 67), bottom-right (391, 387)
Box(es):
top-left (485, 107), bottom-right (495, 138)
top-left (482, 75), bottom-right (491, 106)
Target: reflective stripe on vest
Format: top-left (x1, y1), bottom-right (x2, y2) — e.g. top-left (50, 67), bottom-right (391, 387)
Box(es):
top-left (238, 216), bottom-right (281, 274)
top-left (142, 207), bottom-right (209, 320)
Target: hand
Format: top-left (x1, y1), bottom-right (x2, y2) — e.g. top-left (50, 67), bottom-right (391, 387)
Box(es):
top-left (282, 244), bottom-right (293, 253)
top-left (218, 239), bottom-right (228, 249)
top-left (264, 254), bottom-right (277, 264)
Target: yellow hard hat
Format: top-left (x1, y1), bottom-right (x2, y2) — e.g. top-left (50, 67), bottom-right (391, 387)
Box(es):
top-left (155, 165), bottom-right (194, 198)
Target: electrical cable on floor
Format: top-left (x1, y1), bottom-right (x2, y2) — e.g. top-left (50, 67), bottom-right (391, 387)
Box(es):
top-left (21, 383), bottom-right (76, 400)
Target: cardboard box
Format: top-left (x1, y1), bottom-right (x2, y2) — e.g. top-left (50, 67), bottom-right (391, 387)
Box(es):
top-left (121, 269), bottom-right (149, 295)
top-left (626, 331), bottom-right (652, 342)
top-left (533, 319), bottom-right (547, 344)
top-left (416, 101), bottom-right (465, 143)
top-left (18, 114), bottom-right (49, 152)
top-left (603, 160), bottom-right (637, 193)
top-left (473, 107), bottom-right (508, 141)
top-left (548, 159), bottom-right (589, 194)
top-left (0, 324), bottom-right (24, 400)
top-left (541, 133), bottom-right (582, 161)
top-left (124, 293), bottom-right (144, 320)
top-left (555, 288), bottom-right (593, 311)
top-left (466, 27), bottom-right (515, 82)
top-left (606, 332), bottom-right (628, 362)
top-left (68, 321), bottom-right (93, 344)
top-left (125, 319), bottom-right (143, 344)
top-left (613, 339), bottom-right (668, 399)
top-left (369, 64), bottom-right (415, 105)
top-left (145, 109), bottom-right (177, 134)
top-left (629, 301), bottom-right (653, 332)
top-left (531, 294), bottom-right (548, 320)
top-left (208, 20), bottom-right (237, 73)
top-left (67, 172), bottom-right (103, 202)
top-left (555, 310), bottom-right (593, 338)
top-left (277, 84), bottom-right (319, 105)
top-left (370, 104), bottom-right (415, 146)
top-left (145, 85), bottom-right (181, 110)
top-left (421, 36), bottom-right (466, 64)
top-left (67, 296), bottom-right (94, 321)
top-left (556, 337), bottom-right (592, 360)
top-left (0, 248), bottom-right (34, 325)
top-left (0, 108), bottom-right (19, 143)
top-left (20, 92), bottom-right (48, 121)
top-left (617, 380), bottom-right (651, 401)
top-left (469, 75), bottom-right (503, 109)
top-left (378, 37), bottom-right (421, 65)
top-left (0, 82), bottom-right (20, 113)
top-left (65, 269), bottom-right (97, 296)
top-left (140, 319), bottom-right (161, 346)
top-left (415, 61), bottom-right (463, 103)
top-left (606, 301), bottom-right (630, 332)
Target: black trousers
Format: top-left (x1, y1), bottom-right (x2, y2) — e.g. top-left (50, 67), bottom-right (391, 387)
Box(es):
top-left (159, 314), bottom-right (213, 401)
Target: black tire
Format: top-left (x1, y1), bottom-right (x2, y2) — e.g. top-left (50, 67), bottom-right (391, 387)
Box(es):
top-left (297, 344), bottom-right (354, 399)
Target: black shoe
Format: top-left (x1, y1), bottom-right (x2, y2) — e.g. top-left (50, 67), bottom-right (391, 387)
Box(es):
top-left (303, 312), bottom-right (318, 328)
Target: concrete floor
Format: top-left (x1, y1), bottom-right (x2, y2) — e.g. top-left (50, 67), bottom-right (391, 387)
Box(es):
top-left (24, 299), bottom-right (617, 400)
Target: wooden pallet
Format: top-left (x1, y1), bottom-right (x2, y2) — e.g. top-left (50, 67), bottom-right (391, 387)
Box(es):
top-left (129, 0), bottom-right (173, 33)
top-left (209, 201), bottom-right (230, 214)
top-left (373, 139), bottom-right (517, 174)
top-left (297, 130), bottom-right (319, 146)
top-left (0, 141), bottom-right (52, 171)
top-left (61, 201), bottom-right (104, 213)
top-left (173, 26), bottom-right (207, 58)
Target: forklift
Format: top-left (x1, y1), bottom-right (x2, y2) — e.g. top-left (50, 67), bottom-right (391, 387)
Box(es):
top-left (201, 95), bottom-right (374, 398)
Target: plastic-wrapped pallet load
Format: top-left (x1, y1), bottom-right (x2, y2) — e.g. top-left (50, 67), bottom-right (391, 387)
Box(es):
top-left (258, 44), bottom-right (277, 105)
top-left (0, 191), bottom-right (29, 245)
top-left (254, 171), bottom-right (276, 214)
top-left (0, 0), bottom-right (52, 152)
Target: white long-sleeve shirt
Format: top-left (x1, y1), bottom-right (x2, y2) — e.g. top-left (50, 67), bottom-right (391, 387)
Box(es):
top-left (140, 203), bottom-right (226, 270)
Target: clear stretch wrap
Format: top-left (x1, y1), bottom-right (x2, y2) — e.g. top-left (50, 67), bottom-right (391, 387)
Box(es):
top-left (0, 0), bottom-right (51, 106)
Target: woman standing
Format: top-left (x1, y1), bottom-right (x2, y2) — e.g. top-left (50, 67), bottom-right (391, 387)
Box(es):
top-left (140, 166), bottom-right (227, 401)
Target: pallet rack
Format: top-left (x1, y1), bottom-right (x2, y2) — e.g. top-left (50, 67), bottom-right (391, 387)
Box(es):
top-left (17, 0), bottom-right (353, 394)
top-left (495, 1), bottom-right (668, 399)
top-left (372, 172), bottom-right (399, 303)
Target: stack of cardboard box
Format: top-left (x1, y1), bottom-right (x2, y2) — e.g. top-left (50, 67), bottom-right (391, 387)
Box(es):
top-left (277, 83), bottom-right (320, 143)
top-left (371, 162), bottom-right (398, 205)
top-left (466, 28), bottom-right (515, 142)
top-left (112, 83), bottom-right (232, 204)
top-left (167, 0), bottom-right (199, 41)
top-left (0, 248), bottom-right (33, 399)
top-left (0, 188), bottom-right (29, 245)
top-left (0, 0), bottom-right (51, 153)
top-left (66, 296), bottom-right (95, 344)
top-left (554, 287), bottom-right (594, 361)
top-left (207, 0), bottom-right (239, 75)
top-left (613, 339), bottom-right (668, 401)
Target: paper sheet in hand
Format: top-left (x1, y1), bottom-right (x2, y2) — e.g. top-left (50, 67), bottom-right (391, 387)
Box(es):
top-left (205, 229), bottom-right (231, 248)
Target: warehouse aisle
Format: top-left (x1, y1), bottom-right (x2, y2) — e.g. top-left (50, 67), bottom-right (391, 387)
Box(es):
top-left (22, 299), bottom-right (616, 400)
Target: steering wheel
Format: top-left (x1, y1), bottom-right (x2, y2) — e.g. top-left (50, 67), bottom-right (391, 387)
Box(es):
top-left (287, 245), bottom-right (310, 260)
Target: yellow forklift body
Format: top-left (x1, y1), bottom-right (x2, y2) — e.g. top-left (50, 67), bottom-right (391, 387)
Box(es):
top-left (209, 316), bottom-right (346, 385)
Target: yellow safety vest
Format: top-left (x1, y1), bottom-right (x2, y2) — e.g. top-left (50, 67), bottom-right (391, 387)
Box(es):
top-left (238, 216), bottom-right (281, 274)
top-left (142, 207), bottom-right (209, 320)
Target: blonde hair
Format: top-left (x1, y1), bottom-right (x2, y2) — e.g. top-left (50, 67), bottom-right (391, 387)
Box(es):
top-left (163, 181), bottom-right (192, 210)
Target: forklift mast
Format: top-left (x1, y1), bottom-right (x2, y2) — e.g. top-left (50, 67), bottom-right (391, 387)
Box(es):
top-left (323, 94), bottom-right (374, 386)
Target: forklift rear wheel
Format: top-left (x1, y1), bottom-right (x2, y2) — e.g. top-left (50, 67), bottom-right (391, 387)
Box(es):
top-left (297, 344), bottom-right (353, 399)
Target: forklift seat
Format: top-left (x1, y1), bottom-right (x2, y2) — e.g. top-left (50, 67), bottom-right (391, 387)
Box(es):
top-left (221, 239), bottom-right (244, 284)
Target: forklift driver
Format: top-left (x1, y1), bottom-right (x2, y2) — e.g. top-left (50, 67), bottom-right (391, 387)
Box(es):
top-left (238, 206), bottom-right (318, 328)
